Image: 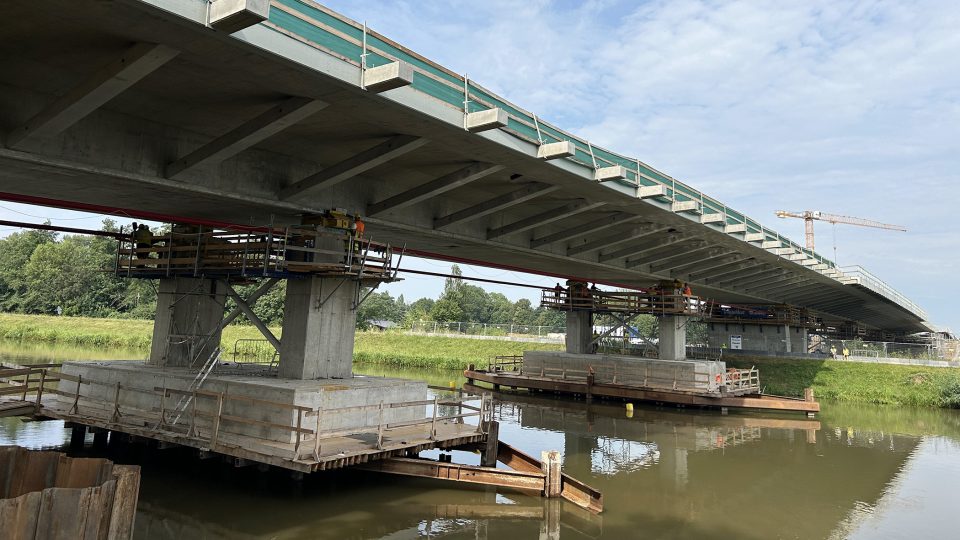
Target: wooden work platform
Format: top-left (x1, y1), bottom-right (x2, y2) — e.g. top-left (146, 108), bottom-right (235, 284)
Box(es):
top-left (464, 369), bottom-right (820, 415)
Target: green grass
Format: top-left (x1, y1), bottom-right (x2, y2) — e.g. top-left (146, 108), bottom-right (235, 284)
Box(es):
top-left (4, 313), bottom-right (959, 409)
top-left (726, 355), bottom-right (960, 408)
top-left (0, 313), bottom-right (559, 370)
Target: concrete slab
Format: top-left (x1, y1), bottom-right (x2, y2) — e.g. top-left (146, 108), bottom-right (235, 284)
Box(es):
top-left (522, 351), bottom-right (726, 394)
top-left (58, 361), bottom-right (426, 445)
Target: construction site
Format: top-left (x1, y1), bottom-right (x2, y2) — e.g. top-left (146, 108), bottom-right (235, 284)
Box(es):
top-left (0, 0), bottom-right (954, 538)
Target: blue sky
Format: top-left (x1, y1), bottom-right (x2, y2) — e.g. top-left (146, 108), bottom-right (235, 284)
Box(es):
top-left (2, 0), bottom-right (957, 331)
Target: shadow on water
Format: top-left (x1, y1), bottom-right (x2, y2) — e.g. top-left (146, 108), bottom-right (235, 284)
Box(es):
top-left (4, 346), bottom-right (960, 538)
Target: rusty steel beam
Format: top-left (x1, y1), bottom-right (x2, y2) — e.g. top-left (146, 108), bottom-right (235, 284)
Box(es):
top-left (356, 457), bottom-right (546, 492)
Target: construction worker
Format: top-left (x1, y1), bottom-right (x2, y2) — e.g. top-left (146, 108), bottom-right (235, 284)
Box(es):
top-left (135, 224), bottom-right (152, 253)
top-left (553, 282), bottom-right (563, 303)
top-left (829, 345), bottom-right (837, 359)
top-left (842, 346), bottom-right (850, 360)
top-left (354, 215), bottom-right (365, 238)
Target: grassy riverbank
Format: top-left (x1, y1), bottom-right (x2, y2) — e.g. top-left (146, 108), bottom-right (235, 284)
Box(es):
top-left (3, 313), bottom-right (958, 408)
top-left (0, 313), bottom-right (559, 369)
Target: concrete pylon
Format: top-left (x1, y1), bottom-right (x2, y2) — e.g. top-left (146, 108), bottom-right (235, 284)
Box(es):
top-left (149, 277), bottom-right (226, 367)
top-left (278, 275), bottom-right (359, 379)
top-left (659, 315), bottom-right (687, 361)
top-left (565, 310), bottom-right (592, 354)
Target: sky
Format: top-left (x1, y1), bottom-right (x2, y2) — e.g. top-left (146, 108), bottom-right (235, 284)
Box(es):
top-left (2, 0), bottom-right (958, 330)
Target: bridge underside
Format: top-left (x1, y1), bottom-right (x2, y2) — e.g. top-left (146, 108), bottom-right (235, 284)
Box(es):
top-left (0, 0), bottom-right (929, 333)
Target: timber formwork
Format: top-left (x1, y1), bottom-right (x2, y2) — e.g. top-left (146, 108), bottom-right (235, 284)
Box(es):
top-left (0, 364), bottom-right (605, 513)
top-left (467, 356), bottom-right (819, 416)
top-left (541, 289), bottom-right (701, 317)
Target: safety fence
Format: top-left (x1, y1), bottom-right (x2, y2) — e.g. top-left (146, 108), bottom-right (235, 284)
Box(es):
top-left (0, 364), bottom-right (491, 464)
top-left (541, 289), bottom-right (701, 316)
top-left (406, 321), bottom-right (565, 340)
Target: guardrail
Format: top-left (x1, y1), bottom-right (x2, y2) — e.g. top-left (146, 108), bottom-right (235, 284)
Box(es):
top-left (839, 265), bottom-right (927, 320)
top-left (265, 0), bottom-right (841, 272)
top-left (0, 363), bottom-right (490, 462)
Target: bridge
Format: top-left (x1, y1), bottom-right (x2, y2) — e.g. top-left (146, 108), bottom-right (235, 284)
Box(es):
top-left (0, 0), bottom-right (931, 337)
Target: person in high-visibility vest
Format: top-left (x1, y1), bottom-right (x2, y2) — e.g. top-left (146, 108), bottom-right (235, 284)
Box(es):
top-left (842, 346), bottom-right (850, 360)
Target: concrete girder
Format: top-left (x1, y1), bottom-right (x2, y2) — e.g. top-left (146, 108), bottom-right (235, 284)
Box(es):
top-left (742, 273), bottom-right (806, 292)
top-left (565, 224), bottom-right (660, 257)
top-left (623, 238), bottom-right (708, 267)
top-left (487, 200), bottom-right (606, 239)
top-left (709, 267), bottom-right (786, 288)
top-left (166, 97), bottom-right (328, 178)
top-left (703, 262), bottom-right (779, 283)
top-left (686, 259), bottom-right (760, 281)
top-left (531, 213), bottom-right (643, 249)
top-left (209, 0), bottom-right (271, 33)
top-left (684, 258), bottom-right (759, 281)
top-left (648, 248), bottom-right (729, 274)
top-left (366, 163), bottom-right (503, 216)
top-left (7, 43), bottom-right (179, 147)
top-left (668, 253), bottom-right (742, 276)
top-left (747, 279), bottom-right (817, 296)
top-left (434, 182), bottom-right (559, 229)
top-left (279, 134), bottom-right (428, 199)
top-left (588, 230), bottom-right (678, 261)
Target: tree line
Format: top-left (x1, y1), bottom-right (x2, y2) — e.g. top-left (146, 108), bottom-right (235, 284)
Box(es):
top-left (0, 222), bottom-right (565, 330)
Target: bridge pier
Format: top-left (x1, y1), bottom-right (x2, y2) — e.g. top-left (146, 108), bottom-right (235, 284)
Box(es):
top-left (149, 277), bottom-right (226, 367)
top-left (278, 275), bottom-right (359, 379)
top-left (659, 315), bottom-right (687, 361)
top-left (565, 310), bottom-right (593, 354)
top-left (706, 322), bottom-right (808, 355)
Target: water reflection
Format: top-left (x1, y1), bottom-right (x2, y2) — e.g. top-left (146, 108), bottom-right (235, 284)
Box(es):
top-left (3, 348), bottom-right (960, 538)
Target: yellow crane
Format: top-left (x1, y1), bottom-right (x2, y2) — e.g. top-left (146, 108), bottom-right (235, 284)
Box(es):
top-left (775, 210), bottom-right (906, 251)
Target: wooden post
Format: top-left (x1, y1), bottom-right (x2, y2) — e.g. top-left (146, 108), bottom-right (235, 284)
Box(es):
top-left (481, 421), bottom-right (499, 467)
top-left (33, 369), bottom-right (46, 413)
top-left (111, 382), bottom-right (122, 423)
top-left (294, 408), bottom-right (304, 457)
top-left (70, 375), bottom-right (82, 414)
top-left (804, 387), bottom-right (815, 402)
top-left (313, 407), bottom-right (324, 460)
top-left (376, 401), bottom-right (384, 450)
top-left (429, 397), bottom-right (438, 440)
top-left (20, 370), bottom-right (30, 402)
top-left (541, 450), bottom-right (562, 497)
top-left (189, 391), bottom-right (198, 437)
top-left (586, 371), bottom-right (594, 403)
top-left (211, 392), bottom-right (225, 448)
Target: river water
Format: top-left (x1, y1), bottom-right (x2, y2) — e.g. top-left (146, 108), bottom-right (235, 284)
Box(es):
top-left (2, 343), bottom-right (959, 539)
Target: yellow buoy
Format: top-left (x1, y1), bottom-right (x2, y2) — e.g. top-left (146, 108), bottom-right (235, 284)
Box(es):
top-left (448, 381), bottom-right (456, 389)
top-left (625, 403), bottom-right (634, 412)
top-left (626, 410), bottom-right (634, 419)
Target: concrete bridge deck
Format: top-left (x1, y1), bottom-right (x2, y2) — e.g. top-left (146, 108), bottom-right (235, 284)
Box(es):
top-left (0, 0), bottom-right (932, 335)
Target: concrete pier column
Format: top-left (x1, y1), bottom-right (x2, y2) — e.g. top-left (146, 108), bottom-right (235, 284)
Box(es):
top-left (149, 277), bottom-right (226, 367)
top-left (565, 310), bottom-right (592, 354)
top-left (659, 315), bottom-right (687, 360)
top-left (278, 276), bottom-right (359, 379)
top-left (784, 324), bottom-right (792, 353)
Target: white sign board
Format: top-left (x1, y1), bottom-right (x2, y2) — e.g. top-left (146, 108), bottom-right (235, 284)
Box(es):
top-left (730, 335), bottom-right (742, 350)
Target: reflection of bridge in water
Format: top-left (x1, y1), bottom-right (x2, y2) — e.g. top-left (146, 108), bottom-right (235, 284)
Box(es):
top-left (496, 395), bottom-right (921, 539)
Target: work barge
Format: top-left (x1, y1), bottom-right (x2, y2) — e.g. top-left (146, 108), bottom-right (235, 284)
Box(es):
top-left (0, 221), bottom-right (604, 513)
top-left (465, 284), bottom-right (820, 416)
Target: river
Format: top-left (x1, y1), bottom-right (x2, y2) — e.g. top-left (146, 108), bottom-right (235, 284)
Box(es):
top-left (2, 343), bottom-right (959, 539)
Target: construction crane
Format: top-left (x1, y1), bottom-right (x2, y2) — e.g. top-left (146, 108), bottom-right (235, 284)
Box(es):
top-left (775, 210), bottom-right (906, 251)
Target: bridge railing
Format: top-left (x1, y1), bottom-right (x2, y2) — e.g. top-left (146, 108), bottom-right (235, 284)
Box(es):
top-left (265, 0), bottom-right (842, 274)
top-left (839, 265), bottom-right (927, 321)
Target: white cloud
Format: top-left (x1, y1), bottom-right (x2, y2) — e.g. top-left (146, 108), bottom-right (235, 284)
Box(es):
top-left (324, 0), bottom-right (959, 330)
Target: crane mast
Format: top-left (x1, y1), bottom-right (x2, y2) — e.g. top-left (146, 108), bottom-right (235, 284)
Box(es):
top-left (775, 210), bottom-right (906, 251)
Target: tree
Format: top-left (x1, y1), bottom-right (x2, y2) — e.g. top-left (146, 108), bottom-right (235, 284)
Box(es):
top-left (0, 226), bottom-right (57, 311)
top-left (356, 290), bottom-right (405, 329)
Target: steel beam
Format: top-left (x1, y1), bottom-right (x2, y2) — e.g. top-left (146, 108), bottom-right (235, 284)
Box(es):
top-left (223, 282), bottom-right (281, 351)
top-left (366, 163), bottom-right (503, 216)
top-left (434, 182), bottom-right (559, 229)
top-left (487, 200), bottom-right (606, 239)
top-left (280, 135), bottom-right (428, 199)
top-left (7, 43), bottom-right (179, 147)
top-left (530, 213), bottom-right (643, 248)
top-left (166, 97), bottom-right (327, 178)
